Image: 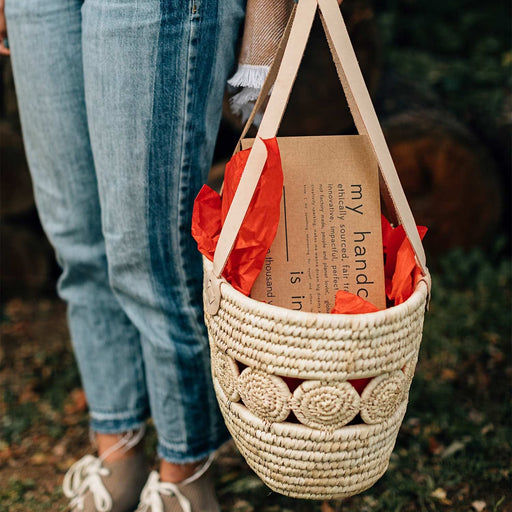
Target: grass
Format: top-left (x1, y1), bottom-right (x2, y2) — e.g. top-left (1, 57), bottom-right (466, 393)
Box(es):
top-left (376, 0), bottom-right (511, 130)
top-left (1, 242), bottom-right (510, 511)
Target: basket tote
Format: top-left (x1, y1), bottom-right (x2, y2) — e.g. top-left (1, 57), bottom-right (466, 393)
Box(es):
top-left (203, 0), bottom-right (431, 500)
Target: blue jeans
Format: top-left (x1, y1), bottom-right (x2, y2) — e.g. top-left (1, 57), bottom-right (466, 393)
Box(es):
top-left (6, 0), bottom-right (245, 463)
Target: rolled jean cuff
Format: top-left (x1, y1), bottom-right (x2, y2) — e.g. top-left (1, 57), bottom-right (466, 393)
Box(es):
top-left (90, 407), bottom-right (149, 434)
top-left (157, 427), bottom-right (231, 464)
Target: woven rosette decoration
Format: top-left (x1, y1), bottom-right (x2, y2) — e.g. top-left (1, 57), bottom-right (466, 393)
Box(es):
top-left (193, 0), bottom-right (431, 501)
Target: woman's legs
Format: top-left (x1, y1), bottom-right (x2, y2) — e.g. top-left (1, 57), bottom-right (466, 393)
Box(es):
top-left (5, 0), bottom-right (150, 435)
top-left (7, 0), bottom-right (245, 488)
top-left (81, 0), bottom-right (245, 467)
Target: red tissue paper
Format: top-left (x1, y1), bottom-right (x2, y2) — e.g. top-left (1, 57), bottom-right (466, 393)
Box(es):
top-left (192, 138), bottom-right (283, 296)
top-left (381, 215), bottom-right (428, 306)
top-left (330, 216), bottom-right (427, 314)
top-left (330, 290), bottom-right (380, 314)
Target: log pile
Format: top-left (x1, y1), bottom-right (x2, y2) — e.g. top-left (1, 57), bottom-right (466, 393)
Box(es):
top-left (377, 73), bottom-right (503, 253)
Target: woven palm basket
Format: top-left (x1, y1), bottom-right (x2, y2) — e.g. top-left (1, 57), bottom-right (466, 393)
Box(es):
top-left (204, 258), bottom-right (428, 499)
top-left (201, 0), bottom-right (431, 500)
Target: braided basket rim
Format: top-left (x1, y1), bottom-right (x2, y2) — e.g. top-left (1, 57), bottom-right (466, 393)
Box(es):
top-left (203, 257), bottom-right (428, 325)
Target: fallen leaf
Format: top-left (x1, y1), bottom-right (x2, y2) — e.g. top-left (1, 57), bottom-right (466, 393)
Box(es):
top-left (31, 452), bottom-right (48, 465)
top-left (441, 368), bottom-right (457, 380)
top-left (0, 445), bottom-right (12, 462)
top-left (488, 345), bottom-right (504, 364)
top-left (431, 488), bottom-right (447, 500)
top-left (481, 423), bottom-right (494, 435)
top-left (468, 409), bottom-right (484, 424)
top-left (363, 496), bottom-right (378, 507)
top-left (19, 387), bottom-right (39, 404)
top-left (52, 442), bottom-right (67, 457)
top-left (441, 440), bottom-right (466, 458)
top-left (64, 388), bottom-right (87, 414)
top-left (431, 487), bottom-right (453, 505)
top-left (471, 500), bottom-right (487, 512)
top-left (231, 500), bottom-right (254, 512)
top-left (321, 502), bottom-right (336, 512)
top-left (218, 471), bottom-right (240, 483)
top-left (428, 435), bottom-right (445, 455)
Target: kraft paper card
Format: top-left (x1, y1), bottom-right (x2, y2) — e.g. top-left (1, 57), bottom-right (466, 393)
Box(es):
top-left (246, 135), bottom-right (386, 312)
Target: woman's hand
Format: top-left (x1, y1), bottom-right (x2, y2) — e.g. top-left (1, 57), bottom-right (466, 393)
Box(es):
top-left (0, 0), bottom-right (10, 56)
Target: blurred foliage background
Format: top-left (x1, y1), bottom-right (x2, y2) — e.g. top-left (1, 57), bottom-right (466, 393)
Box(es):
top-left (379, 0), bottom-right (510, 126)
top-left (1, 0), bottom-right (510, 510)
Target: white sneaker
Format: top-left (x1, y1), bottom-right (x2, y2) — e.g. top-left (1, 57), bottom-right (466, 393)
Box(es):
top-left (63, 429), bottom-right (149, 512)
top-left (135, 456), bottom-right (220, 512)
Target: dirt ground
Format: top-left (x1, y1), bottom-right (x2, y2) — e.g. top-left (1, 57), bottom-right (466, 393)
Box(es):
top-left (0, 299), bottom-right (341, 511)
top-left (1, 247), bottom-right (511, 512)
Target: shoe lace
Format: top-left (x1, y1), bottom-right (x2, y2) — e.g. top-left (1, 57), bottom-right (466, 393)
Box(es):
top-left (138, 472), bottom-right (192, 512)
top-left (63, 454), bottom-right (112, 511)
top-left (137, 454), bottom-right (214, 512)
top-left (63, 427), bottom-right (145, 511)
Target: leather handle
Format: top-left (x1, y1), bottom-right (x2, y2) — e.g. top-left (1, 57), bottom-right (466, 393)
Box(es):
top-left (213, 0), bottom-right (317, 279)
top-left (213, 0), bottom-right (429, 288)
top-left (317, 0), bottom-right (427, 275)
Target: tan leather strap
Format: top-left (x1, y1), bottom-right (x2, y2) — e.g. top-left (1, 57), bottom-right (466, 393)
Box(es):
top-left (213, 0), bottom-right (429, 287)
top-left (317, 0), bottom-right (427, 276)
top-left (213, 0), bottom-right (317, 279)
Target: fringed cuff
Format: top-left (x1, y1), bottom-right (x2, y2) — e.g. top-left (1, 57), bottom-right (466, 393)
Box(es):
top-left (228, 63), bottom-right (270, 89)
top-left (229, 86), bottom-right (264, 123)
top-left (228, 64), bottom-right (270, 123)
